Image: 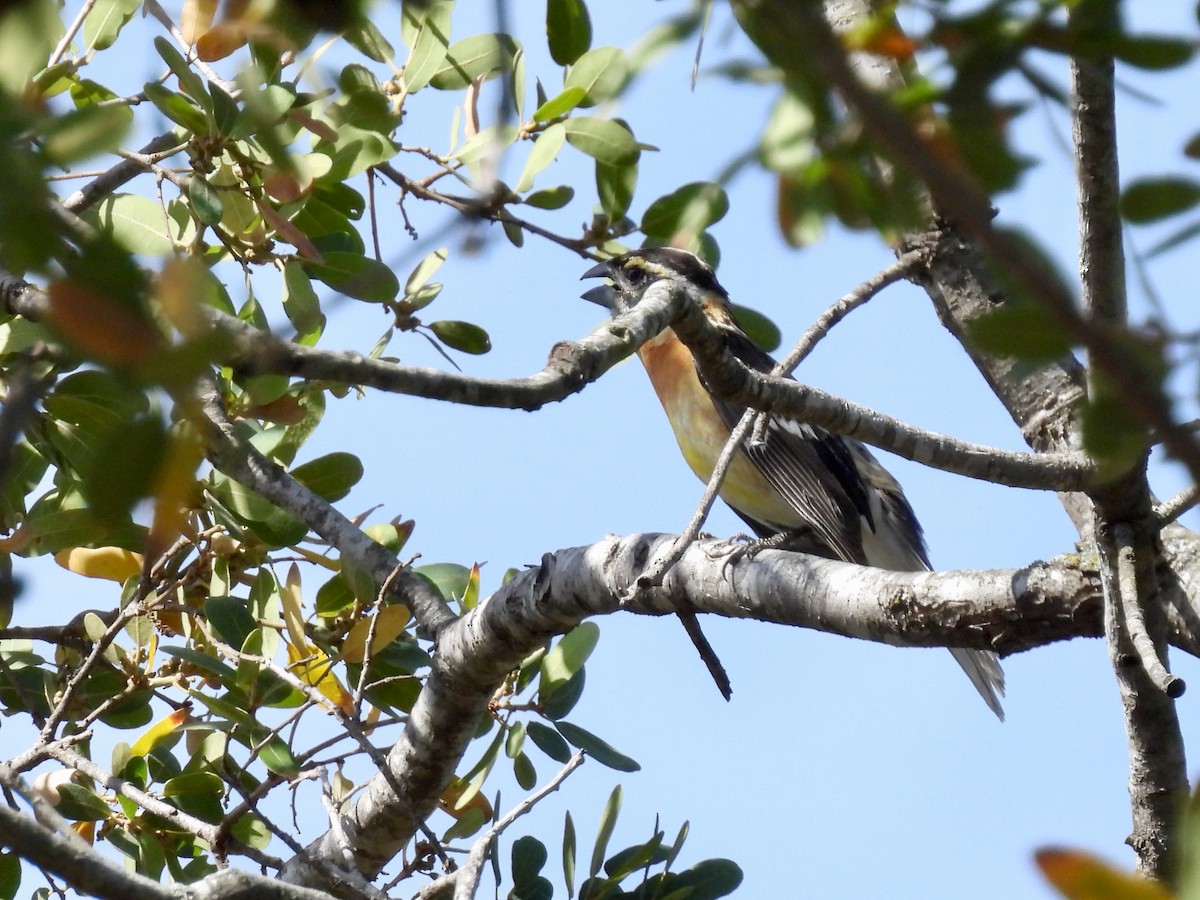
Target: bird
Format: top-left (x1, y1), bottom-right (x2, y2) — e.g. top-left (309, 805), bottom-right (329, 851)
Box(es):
top-left (581, 246), bottom-right (1005, 719)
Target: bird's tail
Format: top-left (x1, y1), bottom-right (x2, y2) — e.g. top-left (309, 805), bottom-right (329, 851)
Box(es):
top-left (949, 648), bottom-right (1006, 720)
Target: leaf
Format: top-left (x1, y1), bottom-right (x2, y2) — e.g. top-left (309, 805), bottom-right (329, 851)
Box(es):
top-left (305, 252), bottom-right (400, 303)
top-left (512, 835), bottom-right (548, 887)
top-left (596, 160), bottom-right (637, 223)
top-left (533, 86), bottom-right (587, 122)
top-left (83, 0), bottom-right (140, 51)
top-left (547, 0), bottom-right (592, 66)
top-left (45, 279), bottom-right (162, 366)
top-left (429, 34), bottom-right (520, 90)
top-left (516, 123), bottom-right (566, 193)
top-left (415, 563), bottom-right (474, 602)
top-left (0, 850), bottom-right (20, 900)
top-left (1120, 176), bottom-right (1200, 223)
top-left (206, 596), bottom-right (256, 650)
top-left (541, 622), bottom-right (600, 695)
top-left (429, 320), bottom-right (492, 354)
top-left (1110, 34), bottom-right (1193, 71)
top-left (401, 0), bottom-right (453, 93)
top-left (1035, 847), bottom-right (1170, 900)
top-left (513, 752), bottom-right (538, 790)
top-left (153, 35), bottom-right (208, 106)
top-left (564, 46), bottom-right (630, 107)
top-left (40, 104), bottom-right (132, 165)
top-left (290, 452), bottom-right (364, 502)
top-left (54, 546), bottom-right (143, 582)
top-left (590, 785), bottom-right (622, 877)
top-left (404, 247), bottom-right (450, 295)
top-left (556, 721), bottom-right (639, 772)
top-left (564, 117), bottom-right (639, 166)
top-left (143, 81), bottom-right (209, 135)
top-left (731, 304), bottom-right (782, 354)
top-left (188, 175), bottom-right (223, 227)
top-left (562, 812), bottom-right (576, 898)
top-left (342, 604), bottom-right (412, 663)
top-left (54, 784), bottom-right (112, 822)
top-left (527, 721), bottom-right (573, 763)
top-left (525, 185), bottom-right (575, 210)
top-left (84, 193), bottom-right (175, 256)
top-left (641, 181), bottom-right (729, 240)
top-left (666, 858), bottom-right (744, 899)
top-left (129, 708), bottom-right (191, 758)
top-left (969, 300), bottom-right (1073, 362)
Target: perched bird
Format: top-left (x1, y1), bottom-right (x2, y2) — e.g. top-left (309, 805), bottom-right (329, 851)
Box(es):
top-left (581, 247), bottom-right (1005, 719)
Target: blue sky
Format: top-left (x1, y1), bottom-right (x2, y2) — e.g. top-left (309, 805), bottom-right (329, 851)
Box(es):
top-left (15, 2), bottom-right (1200, 898)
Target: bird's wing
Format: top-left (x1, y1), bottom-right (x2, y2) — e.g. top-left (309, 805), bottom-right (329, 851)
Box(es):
top-left (704, 326), bottom-right (872, 564)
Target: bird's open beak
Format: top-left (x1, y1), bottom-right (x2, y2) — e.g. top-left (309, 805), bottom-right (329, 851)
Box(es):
top-left (580, 261), bottom-right (616, 309)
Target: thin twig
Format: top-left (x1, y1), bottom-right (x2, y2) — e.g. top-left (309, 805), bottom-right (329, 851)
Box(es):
top-left (1113, 524), bottom-right (1182, 697)
top-left (1153, 485), bottom-right (1200, 528)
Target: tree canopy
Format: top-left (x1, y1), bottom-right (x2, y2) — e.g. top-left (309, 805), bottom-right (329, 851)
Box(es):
top-left (2, 1), bottom-right (1200, 899)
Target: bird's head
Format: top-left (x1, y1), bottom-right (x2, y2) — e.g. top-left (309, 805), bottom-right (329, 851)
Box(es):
top-left (580, 248), bottom-right (732, 319)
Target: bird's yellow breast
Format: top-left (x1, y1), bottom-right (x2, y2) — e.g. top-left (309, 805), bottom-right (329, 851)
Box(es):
top-left (637, 330), bottom-right (800, 529)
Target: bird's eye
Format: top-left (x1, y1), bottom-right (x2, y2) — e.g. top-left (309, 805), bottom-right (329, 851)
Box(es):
top-left (625, 267), bottom-right (646, 286)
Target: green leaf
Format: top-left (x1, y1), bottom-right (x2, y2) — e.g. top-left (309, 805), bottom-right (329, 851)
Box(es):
top-left (564, 46), bottom-right (630, 107)
top-left (206, 596), bottom-right (256, 650)
top-left (40, 103), bottom-right (132, 165)
top-left (401, 0), bottom-right (453, 93)
top-left (291, 452), bottom-right (364, 502)
top-left (513, 752), bottom-right (538, 790)
top-left (547, 0), bottom-right (592, 66)
top-left (731, 304), bottom-right (782, 354)
top-left (1111, 34), bottom-right (1193, 70)
top-left (556, 721), bottom-right (639, 772)
top-left (541, 667), bottom-right (585, 720)
top-left (429, 33), bottom-right (520, 90)
top-left (77, 414), bottom-right (167, 521)
top-left (0, 850), bottom-right (20, 900)
top-left (512, 835), bottom-right (548, 887)
top-left (188, 175), bottom-right (223, 227)
top-left (968, 300), bottom-right (1073, 362)
top-left (257, 736), bottom-right (301, 777)
top-left (524, 185), bottom-right (575, 210)
top-left (143, 81), bottom-right (209, 135)
top-left (564, 117), bottom-right (639, 166)
top-left (83, 0), bottom-right (140, 51)
top-left (596, 160), bottom-right (637, 223)
top-left (667, 858), bottom-right (744, 899)
top-left (282, 260), bottom-right (325, 339)
top-left (641, 181), bottom-right (729, 240)
top-left (55, 783), bottom-right (112, 821)
top-left (541, 622), bottom-right (599, 695)
top-left (534, 86), bottom-right (587, 122)
top-left (516, 123), bottom-right (566, 193)
top-left (306, 252), bottom-right (399, 303)
top-left (590, 784), bottom-right (622, 877)
top-left (414, 563), bottom-right (473, 602)
top-left (526, 721), bottom-right (573, 763)
top-left (153, 36), bottom-right (209, 107)
top-left (1120, 176), bottom-right (1200, 223)
top-left (404, 247), bottom-right (449, 295)
top-left (315, 124), bottom-right (397, 180)
top-left (429, 320), bottom-right (492, 354)
top-left (562, 812), bottom-right (577, 898)
top-left (85, 193), bottom-right (175, 256)
top-left (344, 17), bottom-right (394, 63)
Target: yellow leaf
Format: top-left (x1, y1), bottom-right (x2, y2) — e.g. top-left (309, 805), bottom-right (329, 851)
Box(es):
top-left (73, 820), bottom-right (96, 843)
top-left (1036, 847), bottom-right (1173, 900)
top-left (147, 425), bottom-right (204, 563)
top-left (55, 546), bottom-right (144, 582)
top-left (281, 563), bottom-right (309, 652)
top-left (342, 604), bottom-right (412, 663)
top-left (286, 641), bottom-right (354, 714)
top-left (130, 708), bottom-right (191, 758)
top-left (439, 775), bottom-right (493, 821)
top-left (181, 0), bottom-right (218, 45)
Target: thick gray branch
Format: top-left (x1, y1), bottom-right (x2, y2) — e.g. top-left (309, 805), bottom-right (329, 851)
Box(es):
top-left (284, 531), bottom-right (1200, 883)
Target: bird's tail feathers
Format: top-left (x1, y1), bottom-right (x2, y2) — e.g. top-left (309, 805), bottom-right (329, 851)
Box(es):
top-left (949, 648), bottom-right (1006, 720)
